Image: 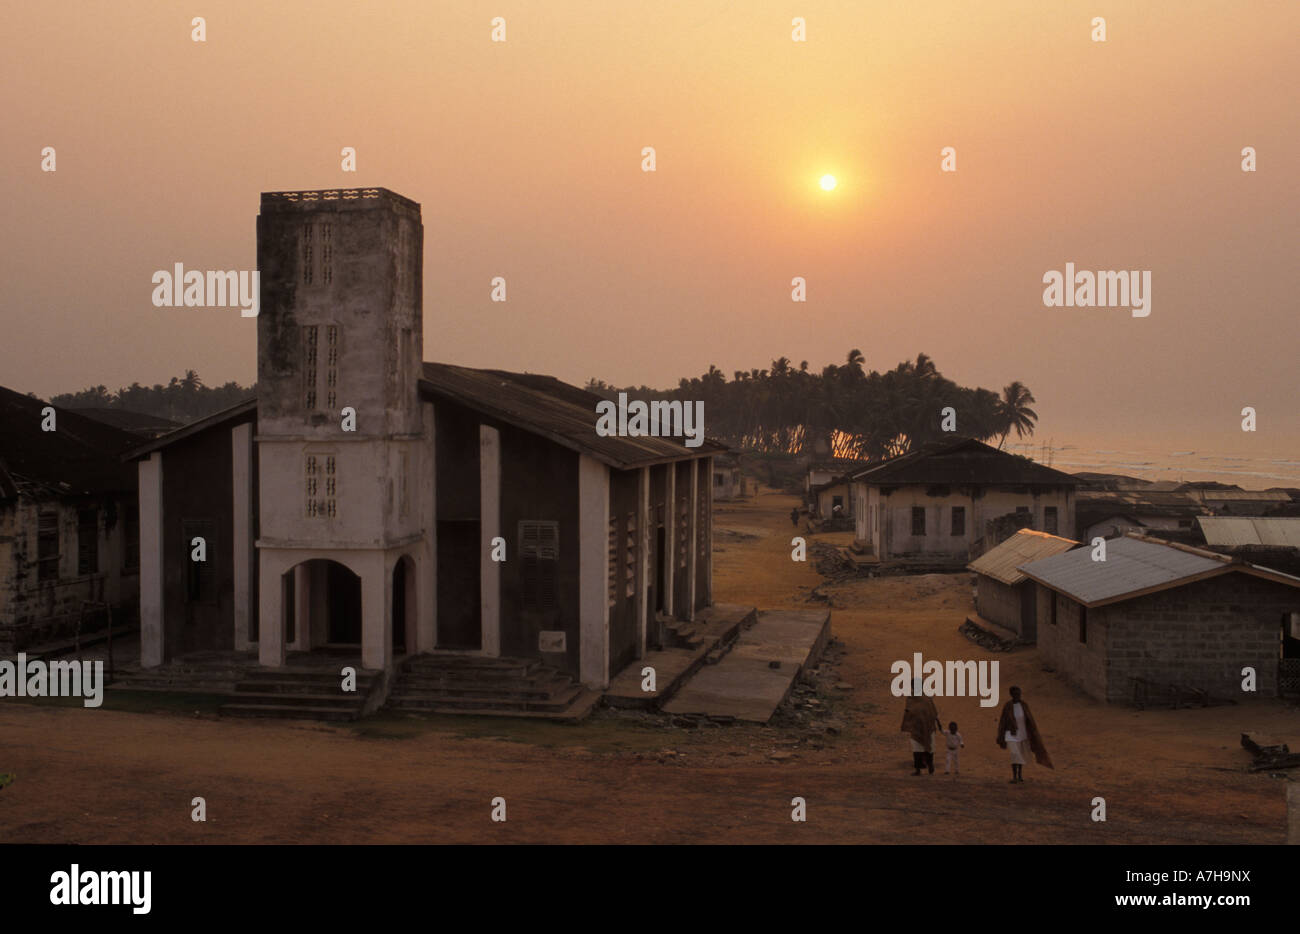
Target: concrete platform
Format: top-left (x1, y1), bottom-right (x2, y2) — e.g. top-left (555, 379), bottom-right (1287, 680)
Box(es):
top-left (603, 604), bottom-right (756, 709)
top-left (661, 608), bottom-right (831, 723)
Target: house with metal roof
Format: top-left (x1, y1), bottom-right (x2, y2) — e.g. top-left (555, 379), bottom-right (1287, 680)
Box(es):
top-left (123, 188), bottom-right (725, 715)
top-left (966, 528), bottom-right (1078, 643)
top-left (847, 438), bottom-right (1078, 568)
top-left (0, 386), bottom-right (141, 655)
top-left (1018, 533), bottom-right (1300, 703)
top-left (1197, 517), bottom-right (1300, 549)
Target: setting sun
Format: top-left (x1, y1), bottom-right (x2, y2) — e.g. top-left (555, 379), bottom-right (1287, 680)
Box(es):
top-left (819, 174), bottom-right (837, 191)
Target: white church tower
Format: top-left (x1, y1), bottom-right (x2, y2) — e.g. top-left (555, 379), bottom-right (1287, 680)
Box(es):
top-left (254, 188), bottom-right (429, 672)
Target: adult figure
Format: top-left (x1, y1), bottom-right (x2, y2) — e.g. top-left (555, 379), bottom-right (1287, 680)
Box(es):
top-left (901, 679), bottom-right (943, 775)
top-left (996, 685), bottom-right (1053, 783)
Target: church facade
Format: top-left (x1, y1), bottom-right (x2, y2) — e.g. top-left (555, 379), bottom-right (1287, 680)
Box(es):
top-left (128, 188), bottom-right (722, 689)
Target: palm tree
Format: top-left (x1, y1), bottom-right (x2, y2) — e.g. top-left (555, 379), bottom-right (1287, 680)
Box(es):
top-left (997, 381), bottom-right (1038, 450)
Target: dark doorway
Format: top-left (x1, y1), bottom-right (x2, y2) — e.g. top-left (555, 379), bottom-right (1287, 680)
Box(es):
top-left (437, 520), bottom-right (481, 649)
top-left (392, 558), bottom-right (407, 650)
top-left (326, 561), bottom-right (362, 644)
top-left (654, 526), bottom-right (667, 614)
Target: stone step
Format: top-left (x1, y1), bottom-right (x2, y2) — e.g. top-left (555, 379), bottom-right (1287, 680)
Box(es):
top-left (403, 658), bottom-right (539, 678)
top-left (393, 690), bottom-right (601, 722)
top-left (392, 676), bottom-right (572, 701)
top-left (226, 691), bottom-right (366, 708)
top-left (390, 685), bottom-right (583, 713)
top-left (219, 703), bottom-right (360, 722)
top-left (235, 677), bottom-right (375, 695)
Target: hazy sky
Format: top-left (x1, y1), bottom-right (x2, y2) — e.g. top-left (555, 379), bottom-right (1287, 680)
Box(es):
top-left (2, 1), bottom-right (1296, 456)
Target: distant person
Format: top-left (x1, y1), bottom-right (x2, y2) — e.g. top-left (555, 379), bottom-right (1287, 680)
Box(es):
top-left (790, 507), bottom-right (800, 526)
top-left (901, 679), bottom-right (942, 775)
top-left (996, 686), bottom-right (1053, 783)
top-left (832, 503), bottom-right (843, 517)
top-left (943, 721), bottom-right (964, 775)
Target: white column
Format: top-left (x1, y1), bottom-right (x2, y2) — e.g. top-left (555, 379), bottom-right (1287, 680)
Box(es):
top-left (258, 550), bottom-right (286, 667)
top-left (687, 459), bottom-right (698, 620)
top-left (663, 464), bottom-right (675, 618)
top-left (578, 455), bottom-right (610, 689)
top-left (480, 425), bottom-right (501, 657)
top-left (361, 553), bottom-right (391, 671)
top-left (636, 466), bottom-right (650, 657)
top-left (231, 423), bottom-right (254, 651)
top-left (418, 402), bottom-right (436, 654)
top-left (138, 453), bottom-right (165, 668)
top-left (291, 564), bottom-right (310, 651)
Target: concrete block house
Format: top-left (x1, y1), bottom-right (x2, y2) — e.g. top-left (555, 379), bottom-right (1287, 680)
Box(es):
top-left (1020, 533), bottom-right (1300, 703)
top-left (849, 438), bottom-right (1078, 567)
top-left (0, 388), bottom-right (140, 655)
top-left (966, 528), bottom-right (1078, 643)
top-left (126, 188), bottom-right (722, 700)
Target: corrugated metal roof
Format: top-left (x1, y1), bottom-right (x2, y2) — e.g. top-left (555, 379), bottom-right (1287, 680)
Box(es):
top-left (1198, 517), bottom-right (1300, 548)
top-left (968, 529), bottom-right (1079, 585)
top-left (1, 384), bottom-right (140, 496)
top-left (420, 363), bottom-right (726, 470)
top-left (1017, 534), bottom-right (1233, 606)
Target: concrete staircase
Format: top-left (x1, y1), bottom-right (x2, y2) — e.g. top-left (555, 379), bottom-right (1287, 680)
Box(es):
top-left (219, 667), bottom-right (382, 721)
top-left (386, 655), bottom-right (600, 721)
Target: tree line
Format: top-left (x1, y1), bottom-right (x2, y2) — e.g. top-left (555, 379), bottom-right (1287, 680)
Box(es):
top-left (47, 370), bottom-right (254, 424)
top-left (587, 351), bottom-right (1038, 460)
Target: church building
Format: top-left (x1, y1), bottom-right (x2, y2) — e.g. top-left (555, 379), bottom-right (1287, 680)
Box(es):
top-left (127, 188), bottom-right (722, 692)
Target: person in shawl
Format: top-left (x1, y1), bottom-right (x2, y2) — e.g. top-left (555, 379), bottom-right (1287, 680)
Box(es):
top-left (996, 685), bottom-right (1053, 783)
top-left (900, 678), bottom-right (943, 775)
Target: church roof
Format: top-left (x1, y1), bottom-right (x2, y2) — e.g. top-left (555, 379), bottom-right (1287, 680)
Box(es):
top-left (420, 363), bottom-right (726, 469)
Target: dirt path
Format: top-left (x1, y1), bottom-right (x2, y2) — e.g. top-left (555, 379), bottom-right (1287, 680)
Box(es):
top-left (1, 487), bottom-right (1292, 843)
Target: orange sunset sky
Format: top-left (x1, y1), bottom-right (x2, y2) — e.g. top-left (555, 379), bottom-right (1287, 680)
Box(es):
top-left (1, 1), bottom-right (1296, 457)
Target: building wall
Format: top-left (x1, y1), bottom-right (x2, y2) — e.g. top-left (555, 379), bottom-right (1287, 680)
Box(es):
top-left (854, 483), bottom-right (1074, 562)
top-left (608, 467), bottom-right (641, 674)
top-left (694, 457), bottom-right (711, 612)
top-left (161, 425), bottom-right (237, 659)
top-left (0, 492), bottom-right (138, 653)
top-left (1038, 573), bottom-right (1297, 703)
top-left (975, 575), bottom-right (1021, 633)
top-left (1036, 585), bottom-right (1109, 698)
top-left (673, 459), bottom-right (693, 616)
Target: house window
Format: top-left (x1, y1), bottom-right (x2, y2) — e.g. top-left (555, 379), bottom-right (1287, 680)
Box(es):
top-left (1016, 506), bottom-right (1032, 529)
top-left (951, 506), bottom-right (965, 537)
top-left (37, 510), bottom-right (59, 582)
top-left (1044, 506), bottom-right (1058, 535)
top-left (182, 519), bottom-right (216, 605)
top-left (911, 506), bottom-right (926, 536)
top-left (519, 521), bottom-right (558, 613)
top-left (325, 325), bottom-right (339, 410)
top-left (625, 512), bottom-right (637, 598)
top-left (124, 509), bottom-right (139, 571)
top-left (302, 223), bottom-right (314, 285)
top-left (77, 508), bottom-right (98, 576)
top-left (1078, 605), bottom-right (1088, 644)
top-left (305, 454), bottom-right (337, 518)
top-left (714, 473), bottom-right (724, 487)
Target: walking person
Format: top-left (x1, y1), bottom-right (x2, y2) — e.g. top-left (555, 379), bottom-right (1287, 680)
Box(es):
top-left (901, 679), bottom-right (942, 775)
top-left (943, 721), bottom-right (964, 775)
top-left (790, 507), bottom-right (800, 526)
top-left (996, 685), bottom-right (1053, 783)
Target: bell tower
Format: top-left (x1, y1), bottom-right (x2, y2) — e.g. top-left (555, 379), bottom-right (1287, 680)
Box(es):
top-left (254, 187), bottom-right (425, 671)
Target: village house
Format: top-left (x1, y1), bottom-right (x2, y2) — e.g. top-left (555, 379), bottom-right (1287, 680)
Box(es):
top-left (711, 453), bottom-right (743, 501)
top-left (1020, 533), bottom-right (1300, 704)
top-left (125, 188), bottom-right (723, 711)
top-left (966, 528), bottom-right (1078, 644)
top-left (0, 387), bottom-right (140, 656)
top-left (848, 438), bottom-right (1078, 567)
top-left (1075, 489), bottom-right (1204, 542)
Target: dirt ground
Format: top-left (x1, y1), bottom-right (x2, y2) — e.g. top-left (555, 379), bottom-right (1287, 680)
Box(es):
top-left (2, 489), bottom-right (1295, 844)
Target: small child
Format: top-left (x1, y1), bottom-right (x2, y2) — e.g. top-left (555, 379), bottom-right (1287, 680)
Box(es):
top-left (944, 721), bottom-right (964, 775)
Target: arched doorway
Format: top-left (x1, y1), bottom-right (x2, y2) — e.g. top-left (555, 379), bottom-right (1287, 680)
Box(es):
top-left (392, 554), bottom-right (416, 655)
top-left (282, 559), bottom-right (362, 648)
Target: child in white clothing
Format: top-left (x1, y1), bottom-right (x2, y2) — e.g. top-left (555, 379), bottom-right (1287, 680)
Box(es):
top-left (944, 721), bottom-right (964, 775)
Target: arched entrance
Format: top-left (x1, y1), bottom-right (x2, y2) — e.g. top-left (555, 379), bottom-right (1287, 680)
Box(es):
top-left (281, 559), bottom-right (362, 648)
top-left (392, 554), bottom-right (416, 655)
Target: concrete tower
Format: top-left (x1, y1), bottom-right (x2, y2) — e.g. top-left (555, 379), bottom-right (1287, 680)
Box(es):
top-left (254, 188), bottom-right (427, 671)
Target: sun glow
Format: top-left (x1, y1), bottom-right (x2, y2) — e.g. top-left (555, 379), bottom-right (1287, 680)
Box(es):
top-left (819, 174), bottom-right (837, 191)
